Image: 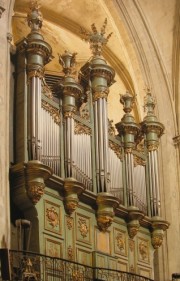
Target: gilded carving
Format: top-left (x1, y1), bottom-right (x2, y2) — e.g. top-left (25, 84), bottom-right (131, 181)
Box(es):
top-left (139, 241), bottom-right (148, 260)
top-left (72, 270), bottom-right (84, 281)
top-left (46, 207), bottom-right (59, 228)
top-left (97, 214), bottom-right (113, 232)
top-left (80, 102), bottom-right (90, 120)
top-left (108, 119), bottom-right (116, 136)
top-left (67, 216), bottom-right (73, 230)
top-left (74, 121), bottom-right (91, 135)
top-left (133, 154), bottom-right (146, 167)
top-left (129, 239), bottom-right (135, 252)
top-left (127, 221), bottom-right (140, 239)
top-left (42, 100), bottom-right (60, 125)
top-left (93, 90), bottom-right (109, 101)
top-left (130, 265), bottom-right (135, 273)
top-left (116, 232), bottom-right (125, 252)
top-left (27, 182), bottom-right (45, 204)
top-left (27, 66), bottom-right (44, 80)
top-left (64, 111), bottom-right (75, 118)
top-left (78, 218), bottom-right (89, 238)
top-left (67, 245), bottom-right (73, 260)
top-left (42, 77), bottom-right (53, 98)
top-left (147, 143), bottom-right (159, 152)
top-left (64, 198), bottom-right (79, 216)
top-left (151, 232), bottom-right (164, 249)
top-left (109, 140), bottom-right (122, 160)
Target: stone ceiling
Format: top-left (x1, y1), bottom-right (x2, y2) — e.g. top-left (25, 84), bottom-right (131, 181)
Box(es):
top-left (12, 0), bottom-right (176, 125)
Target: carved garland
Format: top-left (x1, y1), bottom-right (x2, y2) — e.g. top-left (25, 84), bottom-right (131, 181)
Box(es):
top-left (109, 140), bottom-right (122, 160)
top-left (42, 100), bottom-right (61, 125)
top-left (74, 121), bottom-right (92, 135)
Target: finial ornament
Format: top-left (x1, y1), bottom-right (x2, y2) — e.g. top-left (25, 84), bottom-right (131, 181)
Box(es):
top-left (27, 0), bottom-right (43, 32)
top-left (120, 91), bottom-right (135, 114)
top-left (81, 18), bottom-right (113, 56)
top-left (59, 50), bottom-right (77, 76)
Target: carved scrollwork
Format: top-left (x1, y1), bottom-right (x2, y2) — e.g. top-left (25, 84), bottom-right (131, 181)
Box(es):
top-left (133, 154), bottom-right (146, 167)
top-left (74, 121), bottom-right (92, 135)
top-left (42, 100), bottom-right (60, 125)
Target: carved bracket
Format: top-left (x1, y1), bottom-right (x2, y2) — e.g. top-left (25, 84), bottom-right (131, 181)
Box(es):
top-left (63, 178), bottom-right (85, 216)
top-left (151, 216), bottom-right (169, 249)
top-left (127, 206), bottom-right (144, 239)
top-left (96, 192), bottom-right (119, 232)
top-left (10, 161), bottom-right (52, 208)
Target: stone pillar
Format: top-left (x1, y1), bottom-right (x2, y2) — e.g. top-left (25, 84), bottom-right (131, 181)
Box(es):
top-left (0, 0), bottom-right (15, 249)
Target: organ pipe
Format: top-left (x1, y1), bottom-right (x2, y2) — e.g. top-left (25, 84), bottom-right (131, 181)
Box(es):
top-left (116, 92), bottom-right (140, 207)
top-left (141, 89), bottom-right (164, 216)
top-left (26, 2), bottom-right (52, 161)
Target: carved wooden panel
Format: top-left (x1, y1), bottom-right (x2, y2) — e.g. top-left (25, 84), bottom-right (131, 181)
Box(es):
top-left (95, 227), bottom-right (111, 254)
top-left (137, 237), bottom-right (150, 264)
top-left (113, 227), bottom-right (127, 257)
top-left (76, 213), bottom-right (91, 245)
top-left (76, 247), bottom-right (92, 266)
top-left (45, 236), bottom-right (63, 258)
top-left (44, 200), bottom-right (62, 235)
top-left (137, 266), bottom-right (152, 278)
top-left (117, 259), bottom-right (128, 272)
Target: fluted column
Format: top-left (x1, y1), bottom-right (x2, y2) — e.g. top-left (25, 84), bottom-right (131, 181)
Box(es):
top-left (80, 19), bottom-right (115, 192)
top-left (116, 92), bottom-right (140, 207)
top-left (26, 2), bottom-right (52, 161)
top-left (141, 89), bottom-right (164, 217)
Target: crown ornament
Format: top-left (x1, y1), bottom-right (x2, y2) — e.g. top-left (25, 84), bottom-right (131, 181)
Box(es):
top-left (81, 18), bottom-right (113, 56)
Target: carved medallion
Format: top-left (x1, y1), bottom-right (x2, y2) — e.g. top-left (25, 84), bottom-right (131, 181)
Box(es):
top-left (116, 232), bottom-right (125, 252)
top-left (46, 207), bottom-right (59, 228)
top-left (139, 241), bottom-right (148, 260)
top-left (78, 217), bottom-right (89, 238)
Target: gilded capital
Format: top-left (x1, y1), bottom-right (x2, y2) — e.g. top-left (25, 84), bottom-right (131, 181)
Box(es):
top-left (151, 216), bottom-right (169, 249)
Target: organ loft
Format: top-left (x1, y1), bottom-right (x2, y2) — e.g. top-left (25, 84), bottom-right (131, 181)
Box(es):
top-left (2, 1), bottom-right (179, 281)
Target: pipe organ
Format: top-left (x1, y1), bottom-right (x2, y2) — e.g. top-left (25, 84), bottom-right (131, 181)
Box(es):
top-left (10, 2), bottom-right (169, 279)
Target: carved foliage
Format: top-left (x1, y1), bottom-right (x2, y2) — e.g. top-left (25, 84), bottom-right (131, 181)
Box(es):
top-left (74, 121), bottom-right (91, 135)
top-left (78, 217), bottom-right (89, 238)
top-left (42, 100), bottom-right (60, 125)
